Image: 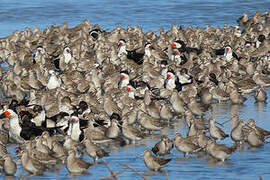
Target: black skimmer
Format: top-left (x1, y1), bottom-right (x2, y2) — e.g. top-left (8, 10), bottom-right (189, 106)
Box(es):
top-left (215, 45), bottom-right (240, 61)
top-left (171, 40), bottom-right (202, 55)
top-left (89, 29), bottom-right (102, 40)
top-left (0, 109), bottom-right (62, 143)
top-left (118, 70), bottom-right (130, 89)
top-left (176, 68), bottom-right (193, 86)
top-left (66, 115), bottom-right (85, 142)
top-left (209, 73), bottom-right (219, 86)
top-left (144, 42), bottom-right (168, 60)
top-left (76, 101), bottom-right (91, 119)
top-left (255, 34), bottom-right (266, 48)
top-left (159, 60), bottom-right (168, 77)
top-left (164, 70), bottom-right (182, 92)
top-left (117, 39), bottom-right (144, 65)
top-left (32, 46), bottom-right (46, 64)
top-left (171, 48), bottom-right (188, 65)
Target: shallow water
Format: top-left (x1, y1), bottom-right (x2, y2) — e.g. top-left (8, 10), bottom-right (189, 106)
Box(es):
top-left (3, 92), bottom-right (270, 180)
top-left (1, 1), bottom-right (270, 180)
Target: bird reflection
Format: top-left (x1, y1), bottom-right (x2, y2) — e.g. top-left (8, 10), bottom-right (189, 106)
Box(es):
top-left (255, 102), bottom-right (267, 112)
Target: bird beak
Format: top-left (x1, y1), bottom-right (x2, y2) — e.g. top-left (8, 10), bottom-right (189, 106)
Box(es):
top-left (246, 124), bottom-right (252, 129)
top-left (0, 111), bottom-right (10, 119)
top-left (135, 152), bottom-right (144, 159)
top-left (0, 113), bottom-right (6, 119)
top-left (221, 119), bottom-right (232, 125)
top-left (215, 121), bottom-right (224, 127)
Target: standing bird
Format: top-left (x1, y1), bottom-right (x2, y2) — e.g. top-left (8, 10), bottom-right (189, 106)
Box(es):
top-left (254, 87), bottom-right (267, 102)
top-left (118, 71), bottom-right (130, 89)
top-left (246, 126), bottom-right (264, 147)
top-left (209, 118), bottom-right (229, 141)
top-left (66, 149), bottom-right (92, 174)
top-left (21, 149), bottom-right (48, 175)
top-left (171, 48), bottom-right (188, 65)
top-left (247, 119), bottom-right (270, 140)
top-left (0, 109), bottom-right (60, 143)
top-left (206, 140), bottom-right (235, 162)
top-left (82, 137), bottom-right (109, 162)
top-left (164, 70), bottom-right (182, 91)
top-left (3, 153), bottom-right (17, 176)
top-left (58, 46), bottom-right (74, 72)
top-left (171, 40), bottom-right (202, 55)
top-left (66, 115), bottom-right (84, 142)
top-left (152, 135), bottom-right (173, 156)
top-left (215, 45), bottom-right (240, 62)
top-left (174, 133), bottom-right (201, 157)
top-left (117, 39), bottom-right (144, 65)
top-left (231, 120), bottom-right (247, 144)
top-left (46, 70), bottom-right (62, 90)
top-left (136, 149), bottom-right (171, 172)
top-left (144, 42), bottom-right (169, 60)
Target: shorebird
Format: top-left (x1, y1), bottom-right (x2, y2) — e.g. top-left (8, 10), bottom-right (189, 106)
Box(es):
top-left (63, 135), bottom-right (84, 151)
top-left (215, 45), bottom-right (240, 62)
top-left (58, 46), bottom-right (75, 72)
top-left (66, 115), bottom-right (84, 142)
top-left (169, 90), bottom-right (186, 114)
top-left (0, 109), bottom-right (34, 143)
top-left (105, 119), bottom-right (121, 139)
top-left (164, 70), bottom-right (182, 91)
top-left (254, 87), bottom-right (267, 102)
top-left (152, 135), bottom-right (173, 156)
top-left (187, 98), bottom-right (208, 117)
top-left (144, 42), bottom-right (168, 61)
top-left (253, 71), bottom-right (270, 87)
top-left (247, 119), bottom-right (270, 140)
top-left (159, 102), bottom-right (174, 121)
top-left (51, 140), bottom-right (68, 158)
top-left (174, 133), bottom-right (201, 156)
top-left (118, 71), bottom-right (130, 89)
top-left (209, 118), bottom-right (229, 141)
top-left (137, 110), bottom-right (166, 131)
top-left (229, 88), bottom-right (247, 104)
top-left (46, 70), bottom-right (62, 90)
top-left (24, 139), bottom-right (58, 165)
top-left (3, 153), bottom-right (17, 176)
top-left (231, 120), bottom-right (247, 144)
top-left (66, 149), bottom-right (92, 174)
top-left (117, 39), bottom-right (144, 65)
top-left (82, 137), bottom-right (109, 162)
top-left (171, 40), bottom-right (202, 55)
top-left (206, 140), bottom-right (235, 162)
top-left (237, 11), bottom-right (248, 28)
top-left (121, 121), bottom-right (148, 144)
top-left (196, 131), bottom-right (212, 149)
top-left (246, 126), bottom-right (264, 147)
top-left (137, 149), bottom-right (171, 171)
top-left (21, 149), bottom-right (48, 175)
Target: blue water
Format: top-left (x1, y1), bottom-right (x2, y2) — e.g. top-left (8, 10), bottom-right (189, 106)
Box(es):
top-left (1, 0), bottom-right (270, 37)
top-left (1, 1), bottom-right (270, 180)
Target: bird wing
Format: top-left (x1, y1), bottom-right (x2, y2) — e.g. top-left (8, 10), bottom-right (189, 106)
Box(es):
top-left (232, 52), bottom-right (240, 61)
top-left (215, 49), bottom-right (225, 55)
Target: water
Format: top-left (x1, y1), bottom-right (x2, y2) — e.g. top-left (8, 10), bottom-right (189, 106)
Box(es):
top-left (1, 0), bottom-right (270, 37)
top-left (1, 1), bottom-right (270, 179)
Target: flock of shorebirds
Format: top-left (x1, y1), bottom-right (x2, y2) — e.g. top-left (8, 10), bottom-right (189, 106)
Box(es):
top-left (0, 11), bottom-right (270, 178)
